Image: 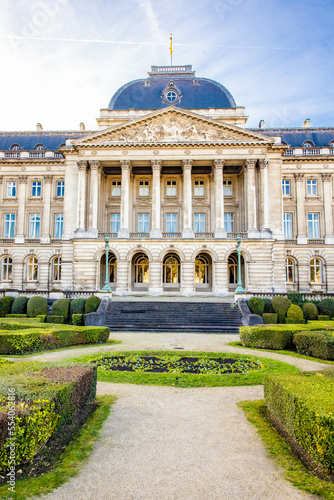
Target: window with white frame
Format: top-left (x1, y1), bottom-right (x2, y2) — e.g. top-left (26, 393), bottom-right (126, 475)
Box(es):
top-left (166, 213), bottom-right (178, 233)
top-left (223, 180), bottom-right (233, 196)
top-left (139, 180), bottom-right (149, 196)
top-left (110, 213), bottom-right (120, 233)
top-left (52, 257), bottom-right (61, 281)
top-left (54, 214), bottom-right (63, 238)
top-left (6, 181), bottom-right (16, 197)
top-left (194, 180), bottom-right (204, 196)
top-left (2, 257), bottom-right (12, 281)
top-left (307, 213), bottom-right (320, 238)
top-left (310, 258), bottom-right (322, 283)
top-left (27, 257), bottom-right (38, 281)
top-left (31, 181), bottom-right (42, 197)
top-left (111, 181), bottom-right (121, 196)
top-left (4, 214), bottom-right (15, 238)
top-left (56, 181), bottom-right (64, 197)
top-left (307, 179), bottom-right (317, 196)
top-left (285, 257), bottom-right (295, 283)
top-left (29, 214), bottom-right (41, 238)
top-left (283, 213), bottom-right (293, 239)
top-left (224, 213), bottom-right (234, 233)
top-left (166, 180), bottom-right (177, 196)
top-left (282, 179), bottom-right (290, 196)
top-left (138, 213), bottom-right (149, 233)
top-left (194, 213), bottom-right (205, 233)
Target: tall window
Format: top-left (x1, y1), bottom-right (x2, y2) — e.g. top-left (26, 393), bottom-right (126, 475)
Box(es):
top-left (138, 214), bottom-right (149, 233)
top-left (166, 213), bottom-right (177, 233)
top-left (52, 257), bottom-right (61, 281)
top-left (111, 181), bottom-right (121, 196)
top-left (194, 180), bottom-right (204, 196)
top-left (224, 213), bottom-right (234, 233)
top-left (29, 214), bottom-right (41, 238)
top-left (166, 180), bottom-right (176, 196)
top-left (27, 257), bottom-right (38, 281)
top-left (110, 214), bottom-right (121, 233)
top-left (195, 254), bottom-right (209, 284)
top-left (139, 181), bottom-right (149, 196)
top-left (307, 213), bottom-right (320, 238)
top-left (283, 213), bottom-right (292, 239)
top-left (6, 182), bottom-right (16, 197)
top-left (223, 180), bottom-right (232, 196)
top-left (134, 253), bottom-right (149, 284)
top-left (163, 253), bottom-right (180, 286)
top-left (54, 214), bottom-right (63, 238)
top-left (194, 213), bottom-right (205, 233)
top-left (282, 179), bottom-right (290, 196)
top-left (285, 257), bottom-right (295, 283)
top-left (31, 181), bottom-right (42, 197)
top-left (4, 214), bottom-right (15, 238)
top-left (56, 181), bottom-right (65, 197)
top-left (307, 179), bottom-right (317, 196)
top-left (310, 258), bottom-right (322, 283)
top-left (2, 257), bottom-right (12, 281)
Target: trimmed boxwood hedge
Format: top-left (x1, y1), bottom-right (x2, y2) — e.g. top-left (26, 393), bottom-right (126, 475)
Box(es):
top-left (0, 296), bottom-right (14, 317)
top-left (271, 296), bottom-right (291, 324)
top-left (248, 297), bottom-right (265, 315)
top-left (46, 315), bottom-right (64, 324)
top-left (52, 298), bottom-right (70, 323)
top-left (0, 360), bottom-right (97, 469)
top-left (264, 371), bottom-right (334, 472)
top-left (294, 330), bottom-right (334, 360)
top-left (240, 325), bottom-right (294, 349)
top-left (85, 296), bottom-right (101, 314)
top-left (318, 298), bottom-right (334, 319)
top-left (70, 298), bottom-right (86, 317)
top-left (262, 313), bottom-right (277, 324)
top-left (27, 296), bottom-right (48, 317)
top-left (11, 296), bottom-right (29, 315)
top-left (302, 301), bottom-right (318, 321)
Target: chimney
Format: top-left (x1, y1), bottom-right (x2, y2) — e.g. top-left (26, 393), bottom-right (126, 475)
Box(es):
top-left (259, 120), bottom-right (265, 129)
top-left (303, 118), bottom-right (311, 128)
top-left (36, 123), bottom-right (43, 131)
top-left (80, 122), bottom-right (85, 131)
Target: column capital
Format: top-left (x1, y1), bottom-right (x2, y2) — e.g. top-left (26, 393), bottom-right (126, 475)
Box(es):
top-left (43, 175), bottom-right (53, 184)
top-left (258, 159), bottom-right (269, 169)
top-left (294, 172), bottom-right (304, 182)
top-left (322, 173), bottom-right (332, 182)
top-left (213, 159), bottom-right (225, 171)
top-left (90, 160), bottom-right (101, 171)
top-left (151, 159), bottom-right (162, 171)
top-left (182, 159), bottom-right (193, 171)
top-left (245, 159), bottom-right (256, 170)
top-left (18, 175), bottom-right (28, 184)
top-left (77, 160), bottom-right (88, 171)
top-left (120, 159), bottom-right (131, 171)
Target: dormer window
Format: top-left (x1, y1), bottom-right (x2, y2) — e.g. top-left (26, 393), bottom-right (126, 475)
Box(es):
top-left (10, 145), bottom-right (20, 151)
top-left (303, 142), bottom-right (313, 148)
top-left (35, 144), bottom-right (45, 150)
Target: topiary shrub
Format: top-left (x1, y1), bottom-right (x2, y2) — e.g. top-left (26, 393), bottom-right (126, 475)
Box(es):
top-left (263, 298), bottom-right (274, 314)
top-left (248, 297), bottom-right (265, 316)
top-left (46, 315), bottom-right (64, 324)
top-left (11, 296), bottom-right (29, 315)
top-left (36, 314), bottom-right (46, 323)
top-left (70, 298), bottom-right (86, 317)
top-left (263, 313), bottom-right (278, 324)
top-left (52, 298), bottom-right (70, 323)
top-left (286, 304), bottom-right (304, 323)
top-left (318, 298), bottom-right (334, 319)
top-left (318, 315), bottom-right (330, 321)
top-left (72, 313), bottom-right (84, 326)
top-left (0, 296), bottom-right (14, 317)
top-left (27, 296), bottom-right (48, 318)
top-left (85, 296), bottom-right (101, 314)
top-left (271, 296), bottom-right (292, 324)
top-left (240, 325), bottom-right (294, 350)
top-left (293, 330), bottom-right (334, 360)
top-left (302, 302), bottom-right (318, 321)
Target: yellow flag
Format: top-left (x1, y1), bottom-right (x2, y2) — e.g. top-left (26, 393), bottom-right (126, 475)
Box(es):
top-left (169, 33), bottom-right (173, 55)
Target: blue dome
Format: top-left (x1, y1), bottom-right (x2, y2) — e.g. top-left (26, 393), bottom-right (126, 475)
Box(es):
top-left (108, 65), bottom-right (236, 111)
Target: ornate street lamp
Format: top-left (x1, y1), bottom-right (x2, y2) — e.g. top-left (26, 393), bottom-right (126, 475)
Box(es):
top-left (102, 234), bottom-right (112, 292)
top-left (235, 234), bottom-right (245, 293)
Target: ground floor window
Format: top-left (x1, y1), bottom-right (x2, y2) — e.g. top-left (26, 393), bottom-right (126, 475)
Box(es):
top-left (52, 257), bottom-right (61, 281)
top-left (100, 253), bottom-right (117, 288)
top-left (163, 253), bottom-right (180, 287)
top-left (133, 253), bottom-right (149, 285)
top-left (285, 257), bottom-right (295, 283)
top-left (2, 257), bottom-right (12, 280)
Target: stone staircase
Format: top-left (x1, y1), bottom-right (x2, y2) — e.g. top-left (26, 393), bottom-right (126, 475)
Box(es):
top-left (105, 301), bottom-right (242, 333)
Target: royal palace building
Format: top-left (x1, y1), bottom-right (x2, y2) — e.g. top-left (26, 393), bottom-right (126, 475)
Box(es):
top-left (0, 65), bottom-right (333, 296)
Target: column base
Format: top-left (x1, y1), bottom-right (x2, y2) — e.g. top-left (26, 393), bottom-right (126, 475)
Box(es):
top-left (148, 287), bottom-right (163, 296)
top-left (260, 229), bottom-right (272, 239)
top-left (118, 228), bottom-right (129, 238)
top-left (182, 228), bottom-right (194, 238)
top-left (325, 236), bottom-right (334, 244)
top-left (14, 236), bottom-right (25, 244)
top-left (215, 229), bottom-right (226, 239)
top-left (247, 229), bottom-right (261, 239)
top-left (150, 228), bottom-right (162, 239)
top-left (297, 235), bottom-right (308, 245)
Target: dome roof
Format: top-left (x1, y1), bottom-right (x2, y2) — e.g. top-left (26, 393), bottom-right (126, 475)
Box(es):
top-left (108, 65), bottom-right (236, 111)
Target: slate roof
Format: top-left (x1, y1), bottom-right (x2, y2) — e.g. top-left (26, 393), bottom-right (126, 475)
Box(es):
top-left (0, 132), bottom-right (89, 151)
top-left (247, 128), bottom-right (334, 147)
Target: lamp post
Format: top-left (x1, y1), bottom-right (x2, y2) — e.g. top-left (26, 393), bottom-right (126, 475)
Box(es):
top-left (235, 234), bottom-right (245, 293)
top-left (102, 234), bottom-right (112, 292)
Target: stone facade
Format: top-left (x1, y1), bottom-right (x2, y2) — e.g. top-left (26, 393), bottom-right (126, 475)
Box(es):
top-left (0, 65), bottom-right (333, 296)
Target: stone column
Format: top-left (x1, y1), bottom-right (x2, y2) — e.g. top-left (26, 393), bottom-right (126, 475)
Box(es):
top-left (295, 173), bottom-right (307, 244)
top-left (41, 175), bottom-right (52, 244)
top-left (0, 177), bottom-right (3, 205)
top-left (182, 159), bottom-right (194, 238)
top-left (119, 160), bottom-right (131, 238)
top-left (15, 175), bottom-right (28, 243)
top-left (150, 160), bottom-right (162, 238)
top-left (323, 173), bottom-right (334, 244)
top-left (259, 159), bottom-right (272, 238)
top-left (148, 260), bottom-right (163, 295)
top-left (181, 261), bottom-right (195, 296)
top-left (245, 159), bottom-right (259, 238)
top-left (76, 161), bottom-right (88, 234)
top-left (213, 159), bottom-right (226, 238)
top-left (116, 260), bottom-right (130, 295)
top-left (88, 160), bottom-right (101, 237)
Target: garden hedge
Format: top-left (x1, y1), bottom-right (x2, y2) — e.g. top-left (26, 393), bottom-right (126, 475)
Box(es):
top-left (52, 298), bottom-right (70, 323)
top-left (46, 315), bottom-right (64, 324)
top-left (262, 313), bottom-right (277, 324)
top-left (318, 298), bottom-right (334, 319)
top-left (85, 296), bottom-right (101, 314)
top-left (302, 302), bottom-right (318, 321)
top-left (0, 360), bottom-right (97, 469)
top-left (263, 298), bottom-right (274, 313)
top-left (27, 296), bottom-right (48, 317)
top-left (70, 298), bottom-right (86, 317)
top-left (240, 325), bottom-right (295, 349)
top-left (11, 296), bottom-right (29, 315)
top-left (264, 371), bottom-right (334, 472)
top-left (0, 296), bottom-right (14, 317)
top-left (271, 296), bottom-right (291, 324)
top-left (294, 330), bottom-right (334, 360)
top-left (72, 313), bottom-right (84, 326)
top-left (248, 297), bottom-right (265, 315)
top-left (286, 304), bottom-right (303, 323)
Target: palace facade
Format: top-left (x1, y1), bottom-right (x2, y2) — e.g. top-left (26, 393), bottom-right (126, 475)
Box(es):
top-left (0, 65), bottom-right (333, 296)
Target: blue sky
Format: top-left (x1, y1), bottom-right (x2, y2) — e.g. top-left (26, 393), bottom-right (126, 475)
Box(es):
top-left (0, 0), bottom-right (333, 131)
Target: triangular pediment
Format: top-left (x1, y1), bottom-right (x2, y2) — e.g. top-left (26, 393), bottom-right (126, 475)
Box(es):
top-left (73, 107), bottom-right (274, 147)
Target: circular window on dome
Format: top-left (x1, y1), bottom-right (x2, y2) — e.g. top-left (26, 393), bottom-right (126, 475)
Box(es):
top-left (166, 90), bottom-right (178, 102)
top-left (162, 84), bottom-right (182, 105)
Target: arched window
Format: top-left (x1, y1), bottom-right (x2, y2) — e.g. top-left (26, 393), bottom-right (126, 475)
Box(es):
top-left (27, 257), bottom-right (38, 281)
top-left (52, 257), bottom-right (61, 281)
top-left (285, 257), bottom-right (295, 283)
top-left (303, 142), bottom-right (313, 148)
top-left (35, 144), bottom-right (46, 150)
top-left (134, 253), bottom-right (149, 284)
top-left (163, 253), bottom-right (180, 285)
top-left (100, 253), bottom-right (117, 288)
top-left (2, 257), bottom-right (12, 281)
top-left (10, 145), bottom-right (20, 151)
top-left (228, 254), bottom-right (238, 285)
top-left (310, 258), bottom-right (322, 283)
top-left (195, 254), bottom-right (209, 284)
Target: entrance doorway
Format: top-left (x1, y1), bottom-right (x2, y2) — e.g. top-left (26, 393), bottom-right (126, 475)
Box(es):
top-left (163, 253), bottom-right (180, 291)
top-left (100, 253), bottom-right (117, 289)
top-left (228, 252), bottom-right (245, 292)
top-left (195, 253), bottom-right (212, 291)
top-left (132, 252), bottom-right (149, 290)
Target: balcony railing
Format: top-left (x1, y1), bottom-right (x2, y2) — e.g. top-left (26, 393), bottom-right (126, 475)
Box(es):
top-left (4, 152), bottom-right (20, 158)
top-left (283, 147), bottom-right (333, 156)
top-left (130, 232), bottom-right (150, 239)
top-left (29, 152), bottom-right (45, 158)
top-left (97, 232), bottom-right (118, 239)
top-left (308, 238), bottom-right (325, 244)
top-left (0, 151), bottom-right (63, 159)
top-left (194, 232), bottom-right (215, 239)
top-left (303, 148), bottom-right (321, 155)
top-left (162, 232), bottom-right (182, 239)
top-left (25, 238), bottom-right (40, 244)
top-left (226, 232), bottom-right (248, 239)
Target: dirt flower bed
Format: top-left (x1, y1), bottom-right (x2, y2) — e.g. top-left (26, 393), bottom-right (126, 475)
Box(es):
top-left (91, 353), bottom-right (265, 375)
